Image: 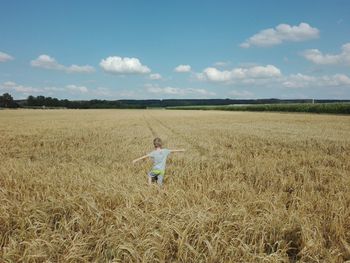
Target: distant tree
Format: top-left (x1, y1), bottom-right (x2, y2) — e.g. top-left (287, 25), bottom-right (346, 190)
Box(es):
top-left (52, 98), bottom-right (59, 106)
top-left (36, 96), bottom-right (45, 106)
top-left (62, 99), bottom-right (70, 108)
top-left (0, 93), bottom-right (16, 108)
top-left (27, 95), bottom-right (35, 106)
top-left (45, 97), bottom-right (53, 106)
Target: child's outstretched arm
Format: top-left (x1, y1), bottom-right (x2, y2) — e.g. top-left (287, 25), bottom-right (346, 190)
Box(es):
top-left (169, 149), bottom-right (186, 153)
top-left (132, 154), bottom-right (149, 164)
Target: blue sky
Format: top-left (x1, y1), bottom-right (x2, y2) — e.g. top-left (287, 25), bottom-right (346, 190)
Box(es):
top-left (0, 0), bottom-right (349, 100)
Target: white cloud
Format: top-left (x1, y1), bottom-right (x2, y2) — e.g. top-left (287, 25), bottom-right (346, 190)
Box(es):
top-left (3, 81), bottom-right (16, 87)
top-left (282, 73), bottom-right (350, 88)
top-left (229, 90), bottom-right (255, 98)
top-left (67, 64), bottom-right (95, 73)
top-left (302, 50), bottom-right (339, 64)
top-left (145, 84), bottom-right (215, 97)
top-left (302, 43), bottom-right (350, 65)
top-left (1, 81), bottom-right (67, 96)
top-left (43, 87), bottom-right (64, 92)
top-left (174, 64), bottom-right (191, 73)
top-left (241, 22), bottom-right (319, 48)
top-left (149, 73), bottom-right (162, 80)
top-left (197, 65), bottom-right (281, 83)
top-left (197, 68), bottom-right (232, 82)
top-left (66, 84), bottom-right (88, 93)
top-left (31, 54), bottom-right (64, 70)
top-left (31, 54), bottom-right (95, 73)
top-left (1, 81), bottom-right (115, 99)
top-left (196, 60), bottom-right (350, 92)
top-left (330, 74), bottom-right (350, 85)
top-left (1, 81), bottom-right (42, 93)
top-left (100, 56), bottom-right (150, 74)
top-left (282, 74), bottom-right (316, 88)
top-left (0, 52), bottom-right (14, 62)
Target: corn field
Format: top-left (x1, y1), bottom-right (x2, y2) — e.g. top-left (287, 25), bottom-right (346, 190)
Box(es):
top-left (1, 109), bottom-right (350, 262)
top-left (167, 103), bottom-right (350, 114)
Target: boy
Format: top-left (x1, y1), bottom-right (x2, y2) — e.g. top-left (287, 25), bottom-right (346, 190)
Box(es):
top-left (132, 137), bottom-right (185, 186)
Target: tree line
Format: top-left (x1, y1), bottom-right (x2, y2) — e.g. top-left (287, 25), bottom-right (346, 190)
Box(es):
top-left (25, 95), bottom-right (140, 109)
top-left (1, 92), bottom-right (349, 109)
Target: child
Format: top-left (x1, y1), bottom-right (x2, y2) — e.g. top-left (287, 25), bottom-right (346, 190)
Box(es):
top-left (132, 137), bottom-right (185, 186)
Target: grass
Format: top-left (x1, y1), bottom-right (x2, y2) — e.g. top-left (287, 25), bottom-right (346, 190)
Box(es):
top-left (1, 109), bottom-right (350, 262)
top-left (167, 103), bottom-right (350, 114)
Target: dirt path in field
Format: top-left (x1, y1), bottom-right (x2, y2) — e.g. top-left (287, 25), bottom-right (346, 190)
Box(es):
top-left (143, 114), bottom-right (158, 138)
top-left (146, 112), bottom-right (208, 156)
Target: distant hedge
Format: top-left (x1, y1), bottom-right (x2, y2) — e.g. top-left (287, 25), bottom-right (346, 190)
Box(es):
top-left (167, 103), bottom-right (350, 114)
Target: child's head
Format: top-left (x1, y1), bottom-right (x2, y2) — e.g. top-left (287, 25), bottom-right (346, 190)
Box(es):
top-left (153, 137), bottom-right (162, 148)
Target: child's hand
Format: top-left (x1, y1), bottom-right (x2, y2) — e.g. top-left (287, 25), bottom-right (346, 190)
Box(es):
top-left (132, 159), bottom-right (137, 165)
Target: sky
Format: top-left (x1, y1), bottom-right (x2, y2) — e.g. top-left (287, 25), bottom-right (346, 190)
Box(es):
top-left (0, 0), bottom-right (349, 100)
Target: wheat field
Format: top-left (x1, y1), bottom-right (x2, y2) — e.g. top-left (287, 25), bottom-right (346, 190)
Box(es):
top-left (0, 109), bottom-right (349, 262)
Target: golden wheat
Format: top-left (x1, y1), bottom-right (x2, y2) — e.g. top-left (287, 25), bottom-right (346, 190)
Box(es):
top-left (0, 109), bottom-right (350, 262)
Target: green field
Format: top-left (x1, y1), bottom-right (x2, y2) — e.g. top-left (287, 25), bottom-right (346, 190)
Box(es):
top-left (167, 103), bottom-right (350, 114)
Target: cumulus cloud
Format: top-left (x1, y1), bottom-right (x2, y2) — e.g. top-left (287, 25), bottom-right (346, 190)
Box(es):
top-left (196, 61), bottom-right (350, 92)
top-left (149, 73), bottom-right (162, 80)
top-left (145, 84), bottom-right (215, 97)
top-left (31, 55), bottom-right (64, 70)
top-left (174, 64), bottom-right (192, 73)
top-left (0, 81), bottom-right (111, 99)
top-left (197, 65), bottom-right (281, 83)
top-left (0, 52), bottom-right (14, 62)
top-left (100, 56), bottom-right (150, 74)
top-left (2, 82), bottom-right (64, 93)
top-left (1, 81), bottom-right (42, 93)
top-left (241, 22), bottom-right (319, 48)
top-left (282, 74), bottom-right (316, 88)
top-left (30, 54), bottom-right (95, 73)
top-left (66, 84), bottom-right (88, 93)
top-left (282, 73), bottom-right (350, 88)
top-left (302, 43), bottom-right (350, 65)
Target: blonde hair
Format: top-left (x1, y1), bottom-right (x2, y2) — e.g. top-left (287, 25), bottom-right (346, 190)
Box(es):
top-left (153, 137), bottom-right (162, 148)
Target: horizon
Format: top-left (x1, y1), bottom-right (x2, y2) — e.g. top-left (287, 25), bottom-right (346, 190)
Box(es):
top-left (12, 96), bottom-right (350, 102)
top-left (1, 0), bottom-right (350, 100)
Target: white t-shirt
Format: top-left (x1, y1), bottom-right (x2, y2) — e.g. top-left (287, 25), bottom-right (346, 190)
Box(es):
top-left (148, 148), bottom-right (171, 171)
